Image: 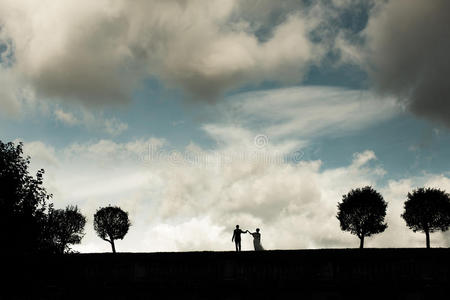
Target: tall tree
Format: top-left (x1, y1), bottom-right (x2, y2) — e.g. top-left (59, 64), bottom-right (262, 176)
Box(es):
top-left (0, 140), bottom-right (52, 254)
top-left (94, 206), bottom-right (131, 253)
top-left (48, 205), bottom-right (86, 253)
top-left (402, 187), bottom-right (450, 248)
top-left (337, 186), bottom-right (388, 248)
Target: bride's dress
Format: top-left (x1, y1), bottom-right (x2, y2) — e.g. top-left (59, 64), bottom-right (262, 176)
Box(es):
top-left (251, 232), bottom-right (264, 251)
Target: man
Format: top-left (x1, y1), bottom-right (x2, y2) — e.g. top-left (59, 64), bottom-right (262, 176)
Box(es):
top-left (231, 225), bottom-right (246, 252)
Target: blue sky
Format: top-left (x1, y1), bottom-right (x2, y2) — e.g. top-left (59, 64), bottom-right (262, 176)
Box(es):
top-left (1, 0), bottom-right (450, 252)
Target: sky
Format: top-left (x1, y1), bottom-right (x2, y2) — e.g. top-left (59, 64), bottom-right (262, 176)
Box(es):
top-left (1, 0), bottom-right (450, 252)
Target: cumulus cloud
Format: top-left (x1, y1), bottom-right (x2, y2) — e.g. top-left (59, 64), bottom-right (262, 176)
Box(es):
top-left (21, 140), bottom-right (58, 167)
top-left (20, 125), bottom-right (450, 253)
top-left (23, 137), bottom-right (381, 252)
top-left (363, 0), bottom-right (450, 126)
top-left (0, 0), bottom-right (326, 108)
top-left (352, 150), bottom-right (376, 168)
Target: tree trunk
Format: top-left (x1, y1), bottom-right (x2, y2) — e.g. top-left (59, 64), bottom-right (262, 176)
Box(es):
top-left (359, 235), bottom-right (365, 249)
top-left (110, 239), bottom-right (116, 253)
top-left (425, 230), bottom-right (430, 249)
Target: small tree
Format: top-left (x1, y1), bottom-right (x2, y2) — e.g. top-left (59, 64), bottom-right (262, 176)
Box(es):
top-left (337, 186), bottom-right (388, 248)
top-left (402, 187), bottom-right (450, 248)
top-left (94, 206), bottom-right (131, 253)
top-left (48, 205), bottom-right (86, 253)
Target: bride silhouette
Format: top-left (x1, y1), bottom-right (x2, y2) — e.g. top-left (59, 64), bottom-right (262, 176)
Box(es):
top-left (246, 228), bottom-right (264, 251)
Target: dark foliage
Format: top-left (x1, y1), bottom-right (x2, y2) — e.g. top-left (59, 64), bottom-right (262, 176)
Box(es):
top-left (47, 205), bottom-right (86, 253)
top-left (402, 187), bottom-right (450, 248)
top-left (0, 140), bottom-right (53, 254)
top-left (94, 206), bottom-right (131, 253)
top-left (337, 186), bottom-right (388, 248)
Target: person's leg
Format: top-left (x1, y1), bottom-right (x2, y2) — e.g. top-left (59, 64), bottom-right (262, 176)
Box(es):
top-left (238, 240), bottom-right (241, 252)
top-left (235, 241), bottom-right (238, 252)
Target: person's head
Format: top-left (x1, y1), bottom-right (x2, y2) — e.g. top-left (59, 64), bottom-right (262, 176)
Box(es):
top-left (256, 228), bottom-right (260, 232)
top-left (236, 225), bottom-right (239, 229)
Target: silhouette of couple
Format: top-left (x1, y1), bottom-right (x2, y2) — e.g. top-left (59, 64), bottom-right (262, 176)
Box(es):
top-left (232, 225), bottom-right (264, 251)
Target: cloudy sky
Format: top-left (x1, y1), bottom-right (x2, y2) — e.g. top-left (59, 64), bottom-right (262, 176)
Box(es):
top-left (1, 0), bottom-right (450, 252)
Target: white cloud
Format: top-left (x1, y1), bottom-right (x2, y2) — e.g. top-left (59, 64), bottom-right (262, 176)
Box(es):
top-left (352, 150), bottom-right (376, 168)
top-left (54, 109), bottom-right (79, 126)
top-left (21, 140), bottom-right (58, 167)
top-left (22, 131), bottom-right (450, 253)
top-left (53, 107), bottom-right (128, 136)
top-left (221, 86), bottom-right (399, 141)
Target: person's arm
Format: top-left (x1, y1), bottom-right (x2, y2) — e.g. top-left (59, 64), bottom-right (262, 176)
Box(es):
top-left (232, 231), bottom-right (235, 242)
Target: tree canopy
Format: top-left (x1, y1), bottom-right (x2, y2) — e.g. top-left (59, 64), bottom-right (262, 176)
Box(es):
top-left (47, 205), bottom-right (86, 253)
top-left (337, 186), bottom-right (388, 248)
top-left (94, 206), bottom-right (131, 253)
top-left (0, 141), bottom-right (53, 254)
top-left (402, 187), bottom-right (450, 248)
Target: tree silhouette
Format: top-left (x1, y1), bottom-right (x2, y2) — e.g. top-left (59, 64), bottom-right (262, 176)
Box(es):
top-left (337, 186), bottom-right (388, 248)
top-left (0, 140), bottom-right (53, 254)
top-left (402, 187), bottom-right (450, 248)
top-left (94, 206), bottom-right (131, 253)
top-left (47, 205), bottom-right (86, 253)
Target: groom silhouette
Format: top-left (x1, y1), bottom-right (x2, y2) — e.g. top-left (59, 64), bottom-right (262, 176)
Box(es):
top-left (232, 225), bottom-right (246, 252)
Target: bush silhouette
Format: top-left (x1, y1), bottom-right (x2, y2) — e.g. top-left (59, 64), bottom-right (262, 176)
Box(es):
top-left (402, 187), bottom-right (450, 248)
top-left (47, 205), bottom-right (86, 253)
top-left (0, 140), bottom-right (53, 254)
top-left (94, 206), bottom-right (131, 253)
top-left (337, 186), bottom-right (388, 248)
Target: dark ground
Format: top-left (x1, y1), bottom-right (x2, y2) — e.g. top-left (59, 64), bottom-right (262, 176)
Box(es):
top-left (4, 248), bottom-right (450, 299)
